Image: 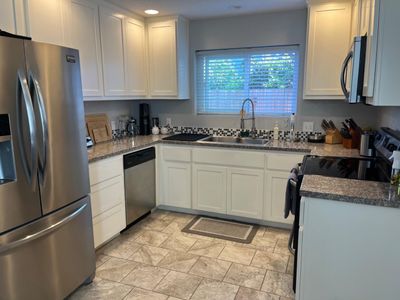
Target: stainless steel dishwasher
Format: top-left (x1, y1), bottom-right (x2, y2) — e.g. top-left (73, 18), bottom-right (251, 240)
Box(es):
top-left (123, 147), bottom-right (156, 226)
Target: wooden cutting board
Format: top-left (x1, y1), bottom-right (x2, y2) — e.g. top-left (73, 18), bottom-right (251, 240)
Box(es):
top-left (85, 114), bottom-right (112, 144)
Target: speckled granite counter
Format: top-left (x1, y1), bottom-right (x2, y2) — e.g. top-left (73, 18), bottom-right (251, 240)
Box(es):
top-left (87, 135), bottom-right (167, 162)
top-left (300, 175), bottom-right (400, 208)
top-left (88, 135), bottom-right (361, 163)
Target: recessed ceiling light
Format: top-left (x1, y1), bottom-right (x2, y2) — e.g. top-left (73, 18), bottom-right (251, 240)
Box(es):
top-left (145, 9), bottom-right (159, 15)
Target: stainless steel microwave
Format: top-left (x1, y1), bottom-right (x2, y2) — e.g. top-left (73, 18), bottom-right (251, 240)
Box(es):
top-left (340, 36), bottom-right (367, 103)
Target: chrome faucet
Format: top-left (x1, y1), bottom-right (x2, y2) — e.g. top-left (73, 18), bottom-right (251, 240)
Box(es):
top-left (240, 98), bottom-right (257, 138)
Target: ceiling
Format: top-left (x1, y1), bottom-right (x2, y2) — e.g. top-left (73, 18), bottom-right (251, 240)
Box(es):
top-left (109, 0), bottom-right (307, 20)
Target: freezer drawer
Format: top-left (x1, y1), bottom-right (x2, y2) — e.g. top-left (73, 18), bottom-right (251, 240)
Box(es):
top-left (0, 196), bottom-right (95, 300)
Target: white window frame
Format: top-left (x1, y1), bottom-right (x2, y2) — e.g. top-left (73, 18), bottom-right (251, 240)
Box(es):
top-left (195, 45), bottom-right (300, 116)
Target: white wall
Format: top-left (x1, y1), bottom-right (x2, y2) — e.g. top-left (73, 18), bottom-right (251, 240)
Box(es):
top-left (142, 9), bottom-right (380, 131)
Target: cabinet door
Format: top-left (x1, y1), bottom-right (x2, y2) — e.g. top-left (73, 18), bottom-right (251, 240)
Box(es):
top-left (24, 0), bottom-right (69, 46)
top-left (264, 170), bottom-right (293, 224)
top-left (351, 0), bottom-right (361, 38)
top-left (124, 17), bottom-right (147, 96)
top-left (227, 168), bottom-right (264, 219)
top-left (162, 162), bottom-right (191, 209)
top-left (303, 3), bottom-right (352, 99)
top-left (99, 6), bottom-right (125, 96)
top-left (360, 0), bottom-right (378, 98)
top-left (192, 164), bottom-right (227, 214)
top-left (148, 20), bottom-right (178, 97)
top-left (70, 0), bottom-right (103, 97)
top-left (0, 0), bottom-right (17, 33)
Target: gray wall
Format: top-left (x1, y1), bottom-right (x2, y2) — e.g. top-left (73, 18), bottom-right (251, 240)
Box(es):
top-left (145, 9), bottom-right (380, 131)
top-left (377, 107), bottom-right (400, 130)
top-left (84, 101), bottom-right (133, 120)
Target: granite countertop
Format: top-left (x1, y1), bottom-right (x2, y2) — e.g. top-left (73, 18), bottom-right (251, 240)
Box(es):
top-left (88, 134), bottom-right (398, 209)
top-left (87, 135), bottom-right (167, 162)
top-left (87, 135), bottom-right (360, 163)
top-left (300, 175), bottom-right (400, 208)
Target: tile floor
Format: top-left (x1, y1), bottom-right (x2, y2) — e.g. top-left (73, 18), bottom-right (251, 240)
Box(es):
top-left (69, 210), bottom-right (295, 300)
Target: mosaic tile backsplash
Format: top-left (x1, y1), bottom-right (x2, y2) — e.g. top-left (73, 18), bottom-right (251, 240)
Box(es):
top-left (171, 126), bottom-right (320, 141)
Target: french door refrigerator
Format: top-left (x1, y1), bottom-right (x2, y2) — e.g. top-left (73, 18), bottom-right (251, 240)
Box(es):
top-left (0, 35), bottom-right (95, 299)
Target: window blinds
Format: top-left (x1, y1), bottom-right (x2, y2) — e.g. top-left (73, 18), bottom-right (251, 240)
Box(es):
top-left (196, 46), bottom-right (299, 115)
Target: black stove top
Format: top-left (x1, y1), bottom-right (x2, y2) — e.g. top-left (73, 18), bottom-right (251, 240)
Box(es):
top-left (301, 155), bottom-right (391, 183)
top-left (163, 133), bottom-right (210, 142)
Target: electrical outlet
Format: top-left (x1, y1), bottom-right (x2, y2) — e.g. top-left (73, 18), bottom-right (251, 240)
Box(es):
top-left (166, 118), bottom-right (172, 127)
top-left (303, 121), bottom-right (314, 132)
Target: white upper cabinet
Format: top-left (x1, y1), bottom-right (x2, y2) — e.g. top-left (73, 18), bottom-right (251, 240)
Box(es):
top-left (365, 0), bottom-right (400, 106)
top-left (0, 0), bottom-right (17, 33)
top-left (303, 1), bottom-right (352, 100)
top-left (99, 5), bottom-right (126, 96)
top-left (98, 5), bottom-right (147, 98)
top-left (359, 0), bottom-right (378, 98)
top-left (147, 17), bottom-right (189, 99)
top-left (24, 0), bottom-right (70, 46)
top-left (70, 0), bottom-right (103, 97)
top-left (124, 17), bottom-right (147, 97)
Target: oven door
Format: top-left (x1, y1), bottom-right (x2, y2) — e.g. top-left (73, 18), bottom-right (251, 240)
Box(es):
top-left (340, 36), bottom-right (367, 103)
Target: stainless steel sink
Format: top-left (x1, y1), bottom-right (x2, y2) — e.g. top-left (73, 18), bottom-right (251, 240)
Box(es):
top-left (198, 136), bottom-right (268, 146)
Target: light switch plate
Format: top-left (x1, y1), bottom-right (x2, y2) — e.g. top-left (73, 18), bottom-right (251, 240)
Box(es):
top-left (303, 121), bottom-right (314, 132)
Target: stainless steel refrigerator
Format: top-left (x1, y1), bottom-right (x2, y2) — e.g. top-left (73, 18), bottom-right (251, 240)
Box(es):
top-left (0, 35), bottom-right (95, 299)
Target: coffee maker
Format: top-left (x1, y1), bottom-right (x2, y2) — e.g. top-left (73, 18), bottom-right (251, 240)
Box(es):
top-left (139, 103), bottom-right (151, 135)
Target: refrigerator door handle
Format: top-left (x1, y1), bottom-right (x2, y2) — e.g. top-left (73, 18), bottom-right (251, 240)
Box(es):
top-left (0, 203), bottom-right (88, 254)
top-left (16, 70), bottom-right (38, 188)
top-left (29, 72), bottom-right (49, 183)
top-left (340, 50), bottom-right (353, 101)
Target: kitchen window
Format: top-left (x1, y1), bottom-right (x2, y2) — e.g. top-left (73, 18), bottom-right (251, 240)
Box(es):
top-left (196, 46), bottom-right (299, 115)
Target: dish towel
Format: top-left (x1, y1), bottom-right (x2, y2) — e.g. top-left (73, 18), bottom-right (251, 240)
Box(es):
top-left (284, 164), bottom-right (300, 218)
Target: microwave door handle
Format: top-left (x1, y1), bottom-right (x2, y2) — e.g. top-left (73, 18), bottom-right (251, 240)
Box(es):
top-left (29, 73), bottom-right (48, 184)
top-left (16, 70), bottom-right (38, 189)
top-left (340, 50), bottom-right (353, 100)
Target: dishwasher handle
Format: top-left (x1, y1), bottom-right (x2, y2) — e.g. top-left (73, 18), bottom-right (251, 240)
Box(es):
top-left (124, 147), bottom-right (155, 169)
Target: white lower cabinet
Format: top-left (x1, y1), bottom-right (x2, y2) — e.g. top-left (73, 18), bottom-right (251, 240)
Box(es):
top-left (192, 164), bottom-right (227, 214)
top-left (89, 155), bottom-right (126, 248)
top-left (296, 197), bottom-right (400, 299)
top-left (264, 170), bottom-right (294, 224)
top-left (162, 162), bottom-right (191, 209)
top-left (227, 168), bottom-right (264, 219)
top-left (159, 145), bottom-right (305, 225)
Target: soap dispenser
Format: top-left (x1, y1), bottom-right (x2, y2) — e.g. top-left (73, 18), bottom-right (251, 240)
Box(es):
top-left (273, 122), bottom-right (279, 140)
top-left (390, 150), bottom-right (400, 186)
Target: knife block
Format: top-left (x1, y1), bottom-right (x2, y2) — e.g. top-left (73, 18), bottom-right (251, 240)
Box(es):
top-left (325, 129), bottom-right (342, 144)
top-left (342, 138), bottom-right (355, 149)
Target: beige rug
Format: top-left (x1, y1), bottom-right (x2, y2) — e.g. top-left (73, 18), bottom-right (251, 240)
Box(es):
top-left (182, 216), bottom-right (258, 244)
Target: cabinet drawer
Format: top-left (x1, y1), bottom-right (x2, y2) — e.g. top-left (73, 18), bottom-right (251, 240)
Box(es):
top-left (193, 148), bottom-right (265, 169)
top-left (266, 153), bottom-right (305, 171)
top-left (92, 204), bottom-right (125, 248)
top-left (90, 175), bottom-right (124, 218)
top-left (162, 146), bottom-right (191, 162)
top-left (89, 155), bottom-right (123, 185)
